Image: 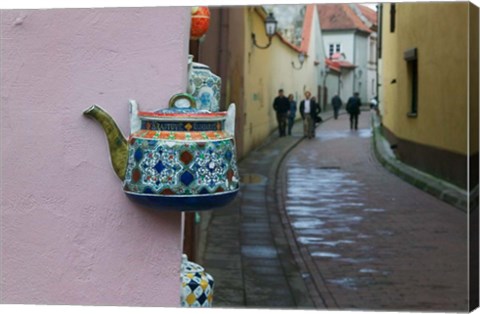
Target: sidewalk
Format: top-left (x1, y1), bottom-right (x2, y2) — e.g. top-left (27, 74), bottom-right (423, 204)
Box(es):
top-left (197, 113), bottom-right (327, 308)
top-left (370, 113), bottom-right (471, 212)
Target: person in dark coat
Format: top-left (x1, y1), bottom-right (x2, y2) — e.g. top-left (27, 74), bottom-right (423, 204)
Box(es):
top-left (272, 89), bottom-right (290, 137)
top-left (346, 92), bottom-right (362, 130)
top-left (287, 94), bottom-right (297, 136)
top-left (299, 91), bottom-right (319, 139)
top-left (331, 94), bottom-right (343, 120)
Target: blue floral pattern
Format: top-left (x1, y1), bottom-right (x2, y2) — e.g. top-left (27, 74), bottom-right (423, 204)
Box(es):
top-left (124, 139), bottom-right (239, 196)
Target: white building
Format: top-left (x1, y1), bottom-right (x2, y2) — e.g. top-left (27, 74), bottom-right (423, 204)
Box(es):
top-left (317, 3), bottom-right (378, 106)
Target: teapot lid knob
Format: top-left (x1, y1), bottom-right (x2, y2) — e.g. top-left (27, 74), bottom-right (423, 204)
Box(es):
top-left (168, 93), bottom-right (196, 109)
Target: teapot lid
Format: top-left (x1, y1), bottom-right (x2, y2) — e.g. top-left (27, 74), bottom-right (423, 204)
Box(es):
top-left (137, 93), bottom-right (226, 121)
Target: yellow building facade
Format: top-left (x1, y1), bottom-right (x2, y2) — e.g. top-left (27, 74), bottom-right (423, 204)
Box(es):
top-left (379, 2), bottom-right (478, 189)
top-left (242, 6), bottom-right (322, 154)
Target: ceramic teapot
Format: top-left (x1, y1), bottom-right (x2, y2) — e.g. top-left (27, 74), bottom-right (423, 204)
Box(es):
top-left (187, 55), bottom-right (222, 112)
top-left (180, 254), bottom-right (214, 307)
top-left (83, 93), bottom-right (239, 211)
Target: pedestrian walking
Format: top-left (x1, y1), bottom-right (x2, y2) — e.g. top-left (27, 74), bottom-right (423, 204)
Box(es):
top-left (287, 94), bottom-right (297, 136)
top-left (299, 91), bottom-right (319, 139)
top-left (272, 89), bottom-right (290, 137)
top-left (331, 94), bottom-right (343, 119)
top-left (346, 92), bottom-right (362, 130)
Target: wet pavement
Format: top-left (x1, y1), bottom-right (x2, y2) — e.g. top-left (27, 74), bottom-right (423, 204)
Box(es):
top-left (200, 111), bottom-right (468, 311)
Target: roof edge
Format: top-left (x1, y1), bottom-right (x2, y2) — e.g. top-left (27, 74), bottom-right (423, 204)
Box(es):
top-left (254, 6), bottom-right (304, 55)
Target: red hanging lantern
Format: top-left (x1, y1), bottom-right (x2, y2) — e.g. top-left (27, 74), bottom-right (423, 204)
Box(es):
top-left (190, 6), bottom-right (211, 40)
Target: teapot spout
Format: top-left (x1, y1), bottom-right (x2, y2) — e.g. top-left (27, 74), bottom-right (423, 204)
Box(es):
top-left (83, 105), bottom-right (128, 181)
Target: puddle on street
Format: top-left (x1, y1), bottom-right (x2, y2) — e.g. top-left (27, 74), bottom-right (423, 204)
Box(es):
top-left (241, 245), bottom-right (278, 258)
top-left (297, 236), bottom-right (325, 245)
top-left (363, 208), bottom-right (386, 212)
top-left (291, 219), bottom-right (325, 229)
top-left (376, 230), bottom-right (395, 236)
top-left (359, 268), bottom-right (378, 273)
top-left (328, 216), bottom-right (364, 223)
top-left (359, 268), bottom-right (391, 275)
top-left (338, 257), bottom-right (376, 264)
top-left (311, 252), bottom-right (341, 258)
top-left (316, 129), bottom-right (372, 141)
top-left (285, 164), bottom-right (378, 267)
top-left (328, 277), bottom-right (359, 290)
top-left (357, 233), bottom-right (372, 239)
top-left (315, 239), bottom-right (355, 247)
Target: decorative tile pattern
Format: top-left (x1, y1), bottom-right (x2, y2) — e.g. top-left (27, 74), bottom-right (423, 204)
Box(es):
top-left (123, 138), bottom-right (239, 196)
top-left (181, 255), bottom-right (215, 307)
top-left (189, 63), bottom-right (221, 112)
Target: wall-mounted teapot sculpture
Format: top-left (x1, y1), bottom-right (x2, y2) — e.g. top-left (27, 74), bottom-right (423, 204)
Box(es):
top-left (83, 93), bottom-right (239, 211)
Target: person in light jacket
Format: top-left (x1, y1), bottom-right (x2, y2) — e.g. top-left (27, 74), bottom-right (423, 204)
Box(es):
top-left (299, 91), bottom-right (319, 139)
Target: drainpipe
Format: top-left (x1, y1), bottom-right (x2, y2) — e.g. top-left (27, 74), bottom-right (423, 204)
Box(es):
top-left (323, 65), bottom-right (330, 110)
top-left (377, 4), bottom-right (382, 115)
top-left (353, 31), bottom-right (356, 95)
top-left (218, 8), bottom-right (229, 110)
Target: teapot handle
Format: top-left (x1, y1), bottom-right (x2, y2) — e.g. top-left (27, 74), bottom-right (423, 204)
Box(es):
top-left (168, 93), bottom-right (196, 109)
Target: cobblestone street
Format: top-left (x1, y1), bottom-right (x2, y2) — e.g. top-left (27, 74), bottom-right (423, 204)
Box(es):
top-left (201, 111), bottom-right (468, 311)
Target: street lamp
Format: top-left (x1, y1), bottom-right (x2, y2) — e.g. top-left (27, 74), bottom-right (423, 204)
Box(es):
top-left (291, 52), bottom-right (305, 70)
top-left (251, 12), bottom-right (278, 49)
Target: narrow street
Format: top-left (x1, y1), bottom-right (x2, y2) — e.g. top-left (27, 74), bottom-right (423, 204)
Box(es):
top-left (277, 112), bottom-right (468, 311)
top-left (201, 111), bottom-right (468, 311)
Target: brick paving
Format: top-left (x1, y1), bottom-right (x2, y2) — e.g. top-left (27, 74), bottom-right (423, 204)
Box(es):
top-left (201, 110), bottom-right (469, 311)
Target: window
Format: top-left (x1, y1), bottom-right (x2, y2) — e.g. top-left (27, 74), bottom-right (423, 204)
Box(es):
top-left (390, 4), bottom-right (396, 33)
top-left (404, 48), bottom-right (418, 116)
top-left (409, 60), bottom-right (418, 115)
top-left (328, 43), bottom-right (341, 57)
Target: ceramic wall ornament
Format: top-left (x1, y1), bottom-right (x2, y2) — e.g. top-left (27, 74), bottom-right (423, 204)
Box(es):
top-left (180, 254), bottom-right (214, 307)
top-left (83, 93), bottom-right (239, 211)
top-left (190, 6), bottom-right (210, 41)
top-left (187, 55), bottom-right (222, 112)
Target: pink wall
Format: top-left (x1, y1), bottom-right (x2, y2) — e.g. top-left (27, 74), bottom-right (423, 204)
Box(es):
top-left (1, 7), bottom-right (190, 306)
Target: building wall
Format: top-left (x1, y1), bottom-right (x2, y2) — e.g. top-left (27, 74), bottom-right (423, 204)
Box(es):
top-left (309, 6), bottom-right (329, 110)
top-left (198, 7), bottom-right (246, 159)
top-left (469, 3), bottom-right (479, 189)
top-left (367, 33), bottom-right (378, 101)
top-left (323, 28), bottom-right (375, 105)
top-left (325, 69), bottom-right (354, 105)
top-left (323, 31), bottom-right (355, 60)
top-left (323, 31), bottom-right (360, 104)
top-left (380, 2), bottom-right (471, 188)
top-left (1, 7), bottom-right (189, 306)
top-left (243, 7), bottom-right (276, 153)
top-left (353, 32), bottom-right (370, 102)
